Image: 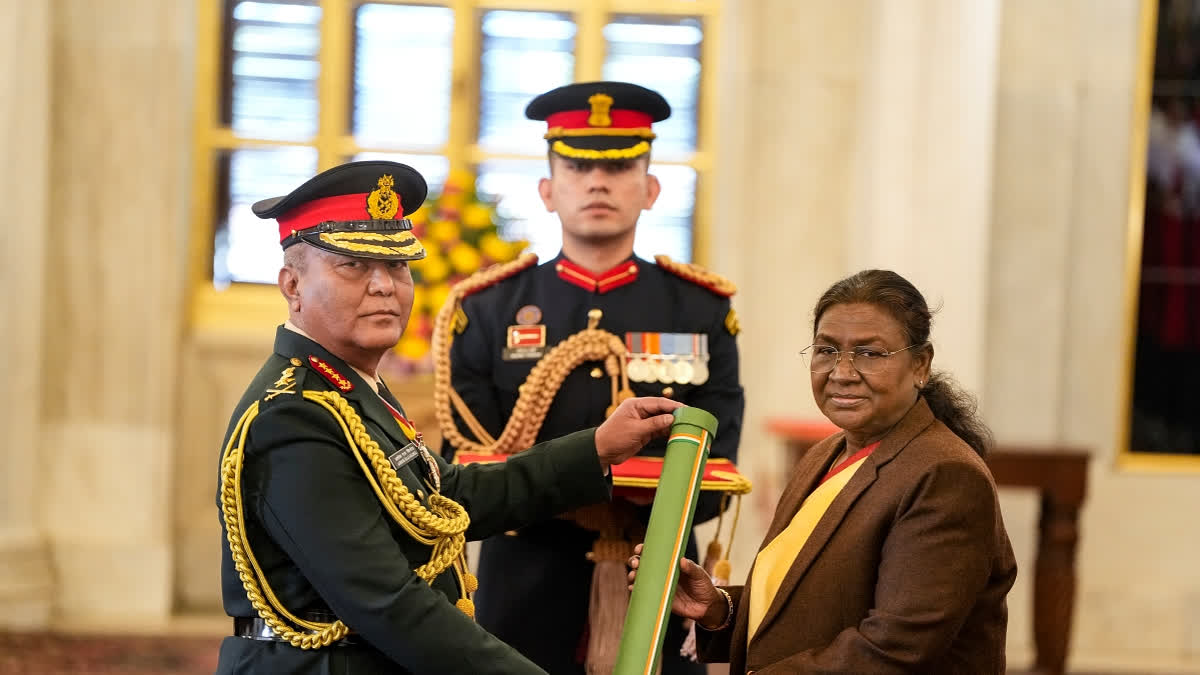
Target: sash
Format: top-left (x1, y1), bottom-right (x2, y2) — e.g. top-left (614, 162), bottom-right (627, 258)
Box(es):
top-left (747, 442), bottom-right (879, 638)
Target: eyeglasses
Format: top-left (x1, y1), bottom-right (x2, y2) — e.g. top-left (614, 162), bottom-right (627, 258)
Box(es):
top-left (798, 343), bottom-right (926, 374)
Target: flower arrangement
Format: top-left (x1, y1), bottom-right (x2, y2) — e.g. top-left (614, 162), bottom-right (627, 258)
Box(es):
top-left (380, 168), bottom-right (527, 377)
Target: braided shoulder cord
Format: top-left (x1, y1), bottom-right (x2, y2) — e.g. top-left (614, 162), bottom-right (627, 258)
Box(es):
top-left (219, 391), bottom-right (477, 650)
top-left (433, 257), bottom-right (632, 454)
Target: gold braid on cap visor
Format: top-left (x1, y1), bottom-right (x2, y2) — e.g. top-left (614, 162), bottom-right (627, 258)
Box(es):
top-left (318, 231), bottom-right (426, 257)
top-left (550, 140), bottom-right (651, 160)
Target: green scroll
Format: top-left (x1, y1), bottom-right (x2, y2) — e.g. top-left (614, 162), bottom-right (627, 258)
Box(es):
top-left (614, 406), bottom-right (718, 675)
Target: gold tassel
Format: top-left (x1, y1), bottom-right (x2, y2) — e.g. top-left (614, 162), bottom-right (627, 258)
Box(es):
top-left (712, 558), bottom-right (731, 584)
top-left (456, 597), bottom-right (475, 618)
top-left (586, 538), bottom-right (633, 675)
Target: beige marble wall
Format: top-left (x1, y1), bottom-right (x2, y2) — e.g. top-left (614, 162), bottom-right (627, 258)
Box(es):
top-left (33, 0), bottom-right (194, 624)
top-left (987, 0), bottom-right (1200, 669)
top-left (0, 0), bottom-right (53, 630)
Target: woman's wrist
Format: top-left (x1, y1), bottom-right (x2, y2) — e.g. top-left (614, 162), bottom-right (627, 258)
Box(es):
top-left (698, 587), bottom-right (733, 631)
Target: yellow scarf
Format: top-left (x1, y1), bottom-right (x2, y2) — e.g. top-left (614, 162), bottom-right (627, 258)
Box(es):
top-left (747, 444), bottom-right (876, 638)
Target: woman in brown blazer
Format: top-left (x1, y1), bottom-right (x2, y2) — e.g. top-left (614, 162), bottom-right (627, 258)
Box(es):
top-left (630, 270), bottom-right (1017, 674)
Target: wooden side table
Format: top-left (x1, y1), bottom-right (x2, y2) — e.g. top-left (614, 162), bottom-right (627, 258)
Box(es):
top-left (765, 417), bottom-right (1089, 675)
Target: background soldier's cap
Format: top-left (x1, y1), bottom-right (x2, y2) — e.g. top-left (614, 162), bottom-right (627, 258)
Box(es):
top-left (252, 160), bottom-right (428, 261)
top-left (525, 81), bottom-right (671, 161)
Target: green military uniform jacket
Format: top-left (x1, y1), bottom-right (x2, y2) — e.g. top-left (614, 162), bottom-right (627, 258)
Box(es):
top-left (215, 326), bottom-right (613, 674)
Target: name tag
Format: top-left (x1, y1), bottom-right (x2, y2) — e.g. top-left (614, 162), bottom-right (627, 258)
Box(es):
top-left (503, 324), bottom-right (547, 361)
top-left (388, 442), bottom-right (421, 471)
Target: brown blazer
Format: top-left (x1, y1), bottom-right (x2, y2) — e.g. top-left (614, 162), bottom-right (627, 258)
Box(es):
top-left (698, 398), bottom-right (1017, 674)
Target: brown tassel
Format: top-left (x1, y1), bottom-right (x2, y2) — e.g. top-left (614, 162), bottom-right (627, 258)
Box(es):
top-left (586, 538), bottom-right (633, 675)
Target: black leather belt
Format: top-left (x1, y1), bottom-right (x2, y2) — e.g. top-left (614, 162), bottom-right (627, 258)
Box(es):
top-left (233, 612), bottom-right (363, 647)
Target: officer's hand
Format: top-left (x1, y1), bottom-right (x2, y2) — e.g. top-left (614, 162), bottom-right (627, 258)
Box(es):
top-left (594, 397), bottom-right (682, 470)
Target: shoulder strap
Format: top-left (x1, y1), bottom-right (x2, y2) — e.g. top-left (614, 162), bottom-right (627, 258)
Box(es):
top-left (654, 255), bottom-right (737, 297)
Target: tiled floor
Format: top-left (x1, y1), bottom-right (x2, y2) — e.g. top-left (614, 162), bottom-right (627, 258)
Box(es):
top-left (0, 632), bottom-right (1164, 675)
top-left (0, 632), bottom-right (220, 674)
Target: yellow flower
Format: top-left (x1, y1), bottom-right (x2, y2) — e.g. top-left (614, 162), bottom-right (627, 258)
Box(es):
top-left (445, 168), bottom-right (475, 192)
top-left (396, 333), bottom-right (430, 360)
top-left (461, 203), bottom-right (494, 229)
top-left (480, 233), bottom-right (518, 263)
top-left (414, 253), bottom-right (450, 284)
top-left (429, 220), bottom-right (461, 244)
top-left (425, 283), bottom-right (451, 315)
top-left (409, 205), bottom-right (431, 226)
top-left (448, 242), bottom-right (482, 275)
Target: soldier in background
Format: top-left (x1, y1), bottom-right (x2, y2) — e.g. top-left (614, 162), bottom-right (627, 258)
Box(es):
top-left (440, 82), bottom-right (744, 674)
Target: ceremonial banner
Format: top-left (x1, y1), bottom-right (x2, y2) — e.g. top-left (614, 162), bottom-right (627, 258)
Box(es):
top-left (614, 406), bottom-right (718, 675)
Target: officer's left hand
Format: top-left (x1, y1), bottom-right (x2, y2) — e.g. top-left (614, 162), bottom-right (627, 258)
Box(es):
top-left (594, 397), bottom-right (683, 471)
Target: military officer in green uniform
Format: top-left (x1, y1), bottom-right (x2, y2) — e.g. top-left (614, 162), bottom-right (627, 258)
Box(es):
top-left (214, 160), bottom-right (681, 675)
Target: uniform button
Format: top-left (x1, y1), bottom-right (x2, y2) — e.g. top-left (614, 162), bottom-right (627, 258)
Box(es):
top-left (590, 367), bottom-right (604, 379)
top-left (661, 387), bottom-right (675, 398)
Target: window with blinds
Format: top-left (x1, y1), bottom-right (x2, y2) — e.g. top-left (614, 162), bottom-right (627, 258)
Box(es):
top-left (195, 0), bottom-right (717, 310)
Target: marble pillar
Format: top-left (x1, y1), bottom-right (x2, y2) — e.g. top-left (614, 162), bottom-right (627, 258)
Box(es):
top-left (37, 0), bottom-right (193, 624)
top-left (0, 0), bottom-right (53, 630)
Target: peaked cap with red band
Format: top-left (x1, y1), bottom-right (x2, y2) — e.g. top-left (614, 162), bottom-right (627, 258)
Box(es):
top-left (251, 160), bottom-right (428, 261)
top-left (525, 81), bottom-right (671, 161)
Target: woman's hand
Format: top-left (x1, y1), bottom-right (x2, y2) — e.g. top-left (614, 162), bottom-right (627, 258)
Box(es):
top-left (627, 543), bottom-right (726, 626)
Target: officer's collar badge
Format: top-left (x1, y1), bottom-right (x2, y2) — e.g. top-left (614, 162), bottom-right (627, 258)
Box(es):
top-left (308, 355), bottom-right (354, 392)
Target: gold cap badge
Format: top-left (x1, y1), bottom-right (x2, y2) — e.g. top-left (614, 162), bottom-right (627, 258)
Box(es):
top-left (366, 174), bottom-right (399, 220)
top-left (587, 93), bottom-right (613, 127)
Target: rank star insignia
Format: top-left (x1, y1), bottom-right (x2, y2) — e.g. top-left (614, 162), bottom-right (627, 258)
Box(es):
top-left (308, 355), bottom-right (354, 392)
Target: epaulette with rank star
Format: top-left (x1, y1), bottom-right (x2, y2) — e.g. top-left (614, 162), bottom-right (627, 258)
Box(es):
top-left (457, 252), bottom-right (539, 299)
top-left (654, 255), bottom-right (737, 297)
